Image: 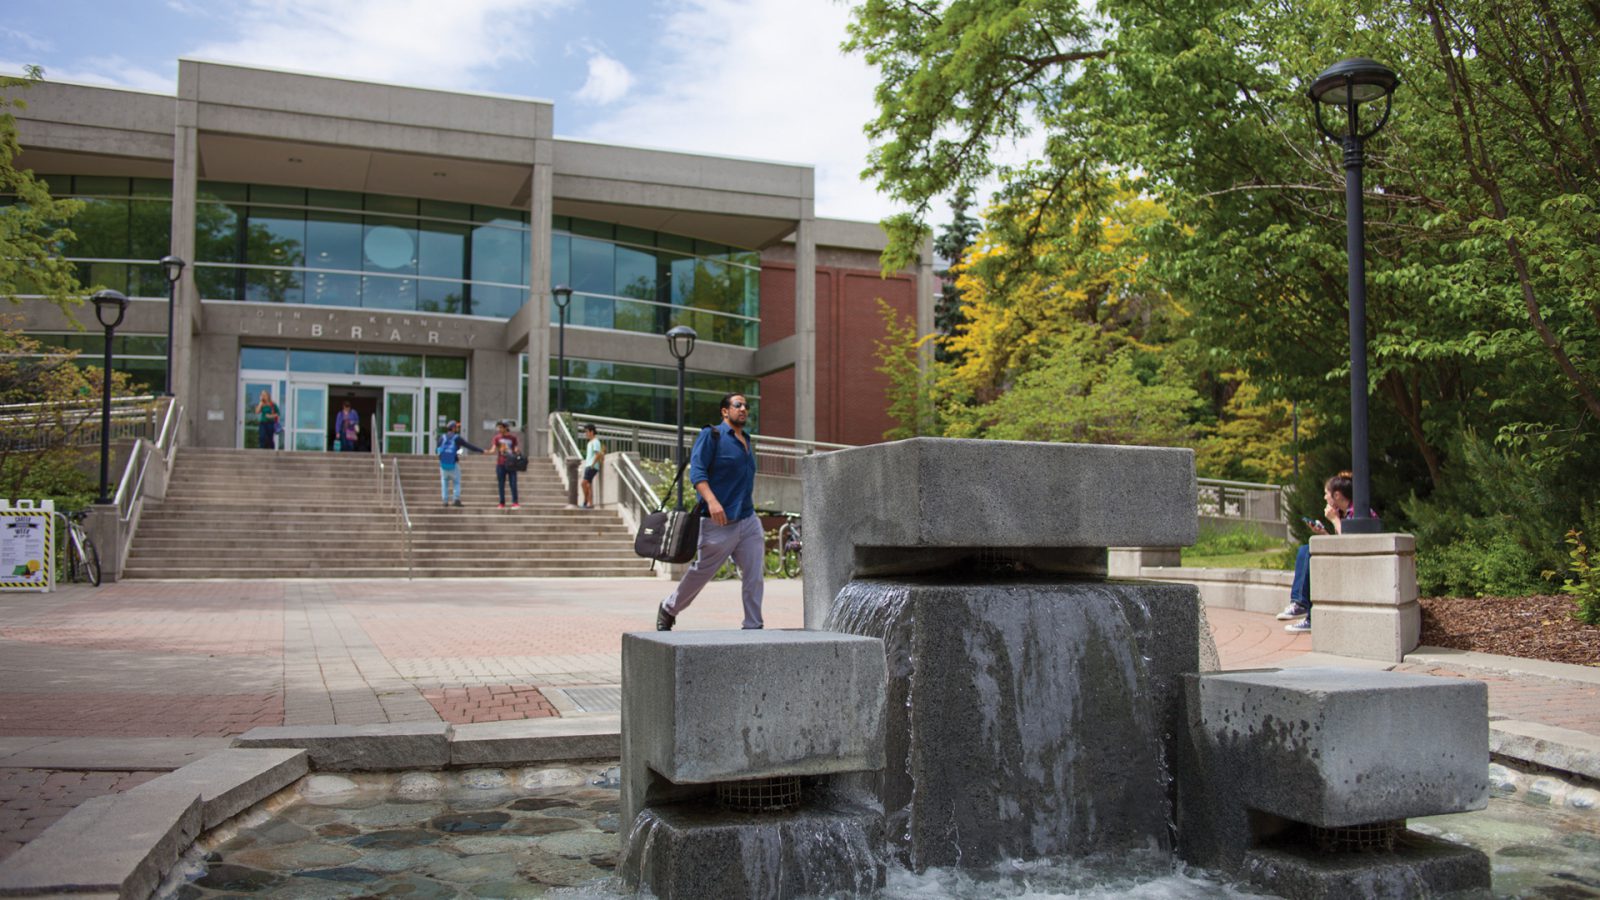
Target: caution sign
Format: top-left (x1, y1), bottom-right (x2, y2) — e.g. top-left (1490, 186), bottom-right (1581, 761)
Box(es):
top-left (0, 500), bottom-right (54, 591)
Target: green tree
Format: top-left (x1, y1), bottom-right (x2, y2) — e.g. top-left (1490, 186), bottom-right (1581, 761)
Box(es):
top-left (873, 299), bottom-right (947, 439)
top-left (1, 67), bottom-right (84, 309)
top-left (932, 187), bottom-right (979, 363)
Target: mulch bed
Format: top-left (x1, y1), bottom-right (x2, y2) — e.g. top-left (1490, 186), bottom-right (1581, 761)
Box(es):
top-left (1419, 594), bottom-right (1600, 668)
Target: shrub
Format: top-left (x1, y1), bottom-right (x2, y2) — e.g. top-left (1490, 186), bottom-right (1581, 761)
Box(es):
top-left (1189, 522), bottom-right (1282, 557)
top-left (1560, 530), bottom-right (1600, 625)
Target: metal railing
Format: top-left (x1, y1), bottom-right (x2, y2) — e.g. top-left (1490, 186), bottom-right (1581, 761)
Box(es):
top-left (371, 413), bottom-right (413, 578)
top-left (111, 398), bottom-right (181, 578)
top-left (551, 411), bottom-right (851, 479)
top-left (0, 394), bottom-right (164, 451)
top-left (390, 463), bottom-right (414, 580)
top-left (370, 413), bottom-right (384, 495)
top-left (1196, 477), bottom-right (1290, 529)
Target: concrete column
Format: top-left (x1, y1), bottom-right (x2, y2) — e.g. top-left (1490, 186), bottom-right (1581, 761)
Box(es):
top-left (523, 146), bottom-right (554, 451)
top-left (1309, 532), bottom-right (1421, 662)
top-left (170, 61), bottom-right (200, 446)
top-left (793, 214), bottom-right (817, 443)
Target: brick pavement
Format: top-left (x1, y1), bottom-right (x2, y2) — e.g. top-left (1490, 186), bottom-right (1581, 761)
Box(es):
top-left (0, 768), bottom-right (162, 862)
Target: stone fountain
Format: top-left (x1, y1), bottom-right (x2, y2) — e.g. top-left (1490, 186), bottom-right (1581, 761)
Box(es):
top-left (618, 438), bottom-right (1493, 899)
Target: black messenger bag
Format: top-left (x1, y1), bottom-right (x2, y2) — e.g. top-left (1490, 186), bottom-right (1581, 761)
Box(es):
top-left (633, 429), bottom-right (713, 565)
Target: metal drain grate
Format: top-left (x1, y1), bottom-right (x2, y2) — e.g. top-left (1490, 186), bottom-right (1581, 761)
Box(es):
top-left (717, 776), bottom-right (802, 812)
top-left (559, 686), bottom-right (622, 713)
top-left (1310, 820), bottom-right (1403, 853)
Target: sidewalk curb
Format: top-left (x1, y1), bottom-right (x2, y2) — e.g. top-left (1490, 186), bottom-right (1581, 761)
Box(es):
top-left (1405, 645), bottom-right (1600, 687)
top-left (1488, 720), bottom-right (1600, 784)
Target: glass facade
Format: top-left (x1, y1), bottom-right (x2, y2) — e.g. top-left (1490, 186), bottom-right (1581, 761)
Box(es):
top-left (25, 332), bottom-right (169, 394)
top-left (19, 176), bottom-right (174, 297)
top-left (527, 355), bottom-right (759, 430)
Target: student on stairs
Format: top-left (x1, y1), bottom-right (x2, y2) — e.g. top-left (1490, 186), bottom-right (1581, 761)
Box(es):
top-left (438, 420), bottom-right (486, 508)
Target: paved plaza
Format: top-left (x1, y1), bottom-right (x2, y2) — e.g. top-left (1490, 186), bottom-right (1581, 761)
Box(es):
top-left (3, 577), bottom-right (1598, 862)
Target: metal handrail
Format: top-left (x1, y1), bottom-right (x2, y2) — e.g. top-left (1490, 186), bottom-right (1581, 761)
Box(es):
top-left (370, 412), bottom-right (384, 497)
top-left (554, 411), bottom-right (849, 480)
top-left (390, 463), bottom-right (414, 580)
top-left (1196, 476), bottom-right (1290, 525)
top-left (611, 451), bottom-right (660, 534)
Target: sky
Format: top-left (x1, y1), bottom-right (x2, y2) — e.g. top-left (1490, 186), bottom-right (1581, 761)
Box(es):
top-left (0, 0), bottom-right (916, 224)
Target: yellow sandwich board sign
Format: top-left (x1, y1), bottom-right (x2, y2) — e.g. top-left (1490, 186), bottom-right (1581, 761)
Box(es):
top-left (0, 499), bottom-right (55, 591)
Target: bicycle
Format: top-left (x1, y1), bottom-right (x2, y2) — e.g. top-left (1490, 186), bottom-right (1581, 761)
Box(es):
top-left (56, 510), bottom-right (101, 587)
top-left (776, 515), bottom-right (802, 579)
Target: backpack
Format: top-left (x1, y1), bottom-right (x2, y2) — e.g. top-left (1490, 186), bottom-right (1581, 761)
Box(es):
top-left (438, 433), bottom-right (460, 466)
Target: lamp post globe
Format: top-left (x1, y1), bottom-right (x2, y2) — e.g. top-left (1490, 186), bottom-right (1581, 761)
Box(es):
top-left (552, 285), bottom-right (573, 414)
top-left (665, 325), bottom-right (698, 509)
top-left (1309, 57), bottom-right (1398, 534)
top-left (158, 255), bottom-right (185, 397)
top-left (91, 290), bottom-right (129, 505)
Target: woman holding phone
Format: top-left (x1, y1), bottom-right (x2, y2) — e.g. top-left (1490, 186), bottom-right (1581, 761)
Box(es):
top-left (1277, 471), bottom-right (1356, 633)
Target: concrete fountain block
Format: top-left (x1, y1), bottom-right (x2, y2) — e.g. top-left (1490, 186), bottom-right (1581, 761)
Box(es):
top-left (0, 789), bottom-right (200, 899)
top-left (620, 630), bottom-right (887, 834)
top-left (1186, 667), bottom-right (1488, 828)
top-left (232, 722), bottom-right (450, 771)
top-left (130, 747), bottom-right (308, 829)
top-left (800, 438), bottom-right (1197, 626)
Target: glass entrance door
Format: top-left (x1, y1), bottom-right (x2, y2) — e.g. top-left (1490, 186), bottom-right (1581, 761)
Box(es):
top-left (384, 389), bottom-right (420, 454)
top-left (429, 389), bottom-right (463, 455)
top-left (291, 385), bottom-right (329, 451)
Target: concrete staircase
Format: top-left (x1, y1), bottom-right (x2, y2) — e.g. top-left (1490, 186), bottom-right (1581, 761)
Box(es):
top-left (122, 448), bottom-right (651, 579)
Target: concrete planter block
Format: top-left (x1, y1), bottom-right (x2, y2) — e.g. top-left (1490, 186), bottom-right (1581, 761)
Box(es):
top-left (1242, 835), bottom-right (1491, 900)
top-left (132, 748), bottom-right (308, 829)
top-left (0, 789), bottom-right (200, 899)
top-left (450, 715), bottom-right (621, 766)
top-left (801, 438), bottom-right (1196, 625)
top-left (1308, 534), bottom-right (1420, 662)
top-left (232, 723), bottom-right (450, 771)
top-left (1180, 667), bottom-right (1488, 868)
top-left (620, 630), bottom-right (887, 834)
top-left (1107, 547), bottom-right (1182, 577)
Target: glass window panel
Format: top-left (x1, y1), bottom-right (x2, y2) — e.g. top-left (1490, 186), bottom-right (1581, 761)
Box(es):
top-left (473, 205), bottom-right (524, 224)
top-left (87, 261), bottom-right (130, 295)
top-left (417, 280), bottom-right (464, 314)
top-left (244, 207), bottom-right (306, 268)
top-left (132, 263), bottom-right (168, 299)
top-left (574, 294), bottom-right (612, 329)
top-left (695, 239), bottom-right (729, 259)
top-left (470, 284), bottom-right (523, 319)
top-left (240, 347), bottom-right (288, 370)
top-left (365, 193), bottom-right (416, 215)
top-left (471, 224), bottom-right (524, 287)
top-left (200, 182), bottom-right (247, 203)
top-left (69, 198), bottom-right (129, 258)
top-left (307, 189), bottom-right (361, 210)
top-left (119, 335), bottom-right (167, 356)
top-left (75, 176), bottom-right (129, 196)
top-left (361, 273), bottom-right (416, 311)
top-left (657, 232), bottom-right (692, 255)
top-left (130, 178), bottom-right (172, 198)
top-left (195, 203), bottom-right (241, 263)
top-left (117, 357), bottom-right (166, 394)
top-left (425, 356), bottom-right (467, 379)
top-left (306, 212), bottom-right (362, 271)
top-left (669, 255), bottom-right (695, 305)
top-left (307, 272), bottom-right (359, 307)
top-left (612, 297), bottom-right (661, 337)
top-left (569, 237), bottom-right (614, 297)
top-left (420, 199), bottom-right (471, 222)
top-left (128, 200), bottom-right (171, 259)
top-left (250, 185), bottom-right (306, 206)
top-left (246, 267), bottom-right (303, 304)
top-left (35, 174), bottom-right (70, 194)
top-left (550, 234), bottom-right (570, 289)
top-left (289, 349), bottom-right (355, 374)
top-left (616, 225), bottom-right (654, 248)
top-left (418, 222), bottom-right (467, 280)
top-left (358, 353), bottom-right (422, 376)
top-left (363, 218), bottom-right (418, 273)
top-left (571, 217), bottom-right (612, 239)
top-left (615, 245), bottom-right (655, 300)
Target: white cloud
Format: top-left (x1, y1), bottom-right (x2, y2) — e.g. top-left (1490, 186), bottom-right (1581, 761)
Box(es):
top-left (574, 51), bottom-right (633, 105)
top-left (186, 0), bottom-right (567, 90)
top-left (575, 0), bottom-right (897, 223)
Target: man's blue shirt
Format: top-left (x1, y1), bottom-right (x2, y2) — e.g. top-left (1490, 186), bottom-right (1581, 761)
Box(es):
top-left (689, 423), bottom-right (756, 522)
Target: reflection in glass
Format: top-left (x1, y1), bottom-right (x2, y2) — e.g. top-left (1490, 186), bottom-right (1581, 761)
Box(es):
top-left (289, 349), bottom-right (356, 374)
top-left (358, 354), bottom-right (423, 377)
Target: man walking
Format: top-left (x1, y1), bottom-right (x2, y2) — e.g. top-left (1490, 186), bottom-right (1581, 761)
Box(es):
top-left (579, 423), bottom-right (604, 509)
top-left (437, 420), bottom-right (484, 507)
top-left (656, 393), bottom-right (763, 631)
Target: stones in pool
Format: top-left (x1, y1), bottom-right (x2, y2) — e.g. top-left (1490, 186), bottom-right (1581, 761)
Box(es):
top-left (163, 764), bottom-right (624, 898)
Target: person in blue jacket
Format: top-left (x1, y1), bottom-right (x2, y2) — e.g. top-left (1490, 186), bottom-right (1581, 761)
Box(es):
top-left (436, 420), bottom-right (485, 507)
top-left (656, 393), bottom-right (763, 631)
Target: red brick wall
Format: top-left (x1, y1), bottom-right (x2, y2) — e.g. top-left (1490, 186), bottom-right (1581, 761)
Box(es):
top-left (758, 260), bottom-right (918, 445)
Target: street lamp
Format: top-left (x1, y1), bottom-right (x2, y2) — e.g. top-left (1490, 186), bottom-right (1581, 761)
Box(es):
top-left (158, 255), bottom-right (185, 397)
top-left (665, 325), bottom-right (698, 511)
top-left (1310, 57), bottom-right (1398, 534)
top-left (552, 284), bottom-right (573, 413)
top-left (91, 289), bottom-right (129, 505)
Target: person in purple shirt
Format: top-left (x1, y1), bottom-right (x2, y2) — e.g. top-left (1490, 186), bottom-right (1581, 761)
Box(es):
top-left (656, 393), bottom-right (763, 631)
top-left (333, 400), bottom-right (360, 452)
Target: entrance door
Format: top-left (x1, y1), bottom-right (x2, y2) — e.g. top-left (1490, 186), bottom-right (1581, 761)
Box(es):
top-left (429, 389), bottom-right (464, 455)
top-left (291, 385), bottom-right (329, 452)
top-left (241, 379), bottom-right (285, 449)
top-left (384, 389), bottom-right (420, 454)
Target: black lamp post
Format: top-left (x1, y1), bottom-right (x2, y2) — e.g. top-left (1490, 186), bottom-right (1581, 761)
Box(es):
top-left (158, 255), bottom-right (185, 397)
top-left (552, 285), bottom-right (573, 413)
top-left (1310, 57), bottom-right (1398, 534)
top-left (91, 289), bottom-right (129, 505)
top-left (665, 325), bottom-right (698, 510)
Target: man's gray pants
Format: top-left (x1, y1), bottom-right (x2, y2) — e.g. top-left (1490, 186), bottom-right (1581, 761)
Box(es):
top-left (661, 514), bottom-right (765, 629)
